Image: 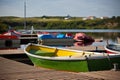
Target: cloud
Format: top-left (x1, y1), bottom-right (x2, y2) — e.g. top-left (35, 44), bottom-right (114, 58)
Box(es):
top-left (0, 0), bottom-right (120, 17)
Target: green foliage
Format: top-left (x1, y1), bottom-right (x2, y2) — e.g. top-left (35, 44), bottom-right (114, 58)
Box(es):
top-left (0, 23), bottom-right (8, 33)
top-left (0, 16), bottom-right (120, 33)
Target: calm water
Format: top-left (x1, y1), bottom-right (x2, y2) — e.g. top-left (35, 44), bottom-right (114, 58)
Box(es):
top-left (35, 29), bottom-right (120, 32)
top-left (19, 29), bottom-right (120, 33)
top-left (85, 32), bottom-right (119, 46)
top-left (19, 29), bottom-right (120, 49)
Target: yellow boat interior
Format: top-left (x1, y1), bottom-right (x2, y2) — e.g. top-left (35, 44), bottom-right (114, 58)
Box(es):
top-left (26, 44), bottom-right (96, 58)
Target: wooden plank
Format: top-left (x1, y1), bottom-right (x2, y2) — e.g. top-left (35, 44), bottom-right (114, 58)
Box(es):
top-left (0, 46), bottom-right (105, 55)
top-left (0, 56), bottom-right (120, 80)
top-left (67, 45), bottom-right (105, 51)
top-left (0, 57), bottom-right (103, 80)
top-left (81, 71), bottom-right (120, 80)
top-left (20, 37), bottom-right (38, 39)
top-left (0, 49), bottom-right (24, 55)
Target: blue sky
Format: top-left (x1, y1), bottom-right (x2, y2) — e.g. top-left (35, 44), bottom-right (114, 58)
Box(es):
top-left (0, 0), bottom-right (120, 17)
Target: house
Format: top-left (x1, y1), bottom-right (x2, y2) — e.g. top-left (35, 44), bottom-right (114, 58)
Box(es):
top-left (64, 14), bottom-right (71, 20)
top-left (82, 17), bottom-right (87, 20)
top-left (100, 16), bottom-right (109, 19)
top-left (82, 16), bottom-right (96, 20)
top-left (87, 16), bottom-right (96, 20)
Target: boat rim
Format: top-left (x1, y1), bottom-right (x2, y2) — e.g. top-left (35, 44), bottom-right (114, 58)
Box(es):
top-left (24, 43), bottom-right (120, 61)
top-left (104, 44), bottom-right (120, 54)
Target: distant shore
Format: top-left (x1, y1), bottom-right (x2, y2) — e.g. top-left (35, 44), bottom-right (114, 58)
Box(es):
top-left (0, 16), bottom-right (120, 33)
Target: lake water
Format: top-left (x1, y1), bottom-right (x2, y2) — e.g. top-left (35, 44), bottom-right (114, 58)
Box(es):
top-left (35, 29), bottom-right (120, 32)
top-left (19, 29), bottom-right (120, 49)
top-left (19, 29), bottom-right (120, 33)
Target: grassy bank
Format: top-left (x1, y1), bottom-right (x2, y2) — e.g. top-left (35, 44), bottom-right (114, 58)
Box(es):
top-left (0, 16), bottom-right (120, 33)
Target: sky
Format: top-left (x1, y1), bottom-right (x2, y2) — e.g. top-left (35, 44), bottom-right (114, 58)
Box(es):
top-left (0, 0), bottom-right (120, 17)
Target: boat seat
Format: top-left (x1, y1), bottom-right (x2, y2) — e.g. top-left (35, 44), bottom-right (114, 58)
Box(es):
top-left (70, 52), bottom-right (94, 58)
top-left (29, 49), bottom-right (55, 57)
top-left (69, 52), bottom-right (84, 58)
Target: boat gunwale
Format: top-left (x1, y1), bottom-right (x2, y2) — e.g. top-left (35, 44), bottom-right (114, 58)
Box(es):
top-left (104, 44), bottom-right (120, 54)
top-left (24, 43), bottom-right (120, 61)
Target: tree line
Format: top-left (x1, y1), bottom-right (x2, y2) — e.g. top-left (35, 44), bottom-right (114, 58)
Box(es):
top-left (0, 16), bottom-right (120, 33)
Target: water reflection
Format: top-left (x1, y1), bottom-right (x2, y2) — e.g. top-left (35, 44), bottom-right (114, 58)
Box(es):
top-left (19, 32), bottom-right (119, 49)
top-left (1, 32), bottom-right (119, 49)
top-left (19, 38), bottom-right (119, 49)
top-left (86, 32), bottom-right (120, 41)
top-left (74, 41), bottom-right (93, 46)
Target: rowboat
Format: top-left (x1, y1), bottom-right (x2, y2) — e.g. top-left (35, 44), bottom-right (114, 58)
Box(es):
top-left (74, 33), bottom-right (94, 42)
top-left (0, 35), bottom-right (20, 49)
top-left (38, 33), bottom-right (74, 44)
top-left (0, 30), bottom-right (21, 49)
top-left (104, 44), bottom-right (120, 54)
top-left (24, 43), bottom-right (120, 72)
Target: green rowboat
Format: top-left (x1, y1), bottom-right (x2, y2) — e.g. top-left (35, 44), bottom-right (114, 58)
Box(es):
top-left (24, 43), bottom-right (120, 72)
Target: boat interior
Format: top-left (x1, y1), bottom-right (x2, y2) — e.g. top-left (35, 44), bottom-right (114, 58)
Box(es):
top-left (26, 44), bottom-right (99, 58)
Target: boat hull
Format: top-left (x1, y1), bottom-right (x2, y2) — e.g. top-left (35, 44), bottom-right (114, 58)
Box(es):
top-left (38, 38), bottom-right (74, 46)
top-left (28, 55), bottom-right (111, 72)
top-left (25, 43), bottom-right (120, 72)
top-left (0, 38), bottom-right (20, 49)
top-left (105, 44), bottom-right (120, 54)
